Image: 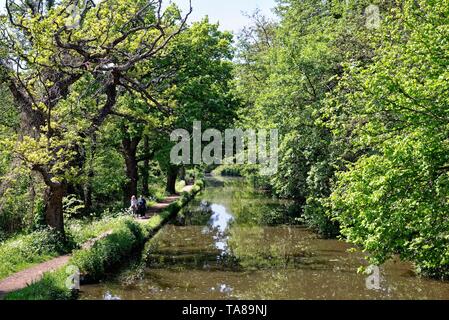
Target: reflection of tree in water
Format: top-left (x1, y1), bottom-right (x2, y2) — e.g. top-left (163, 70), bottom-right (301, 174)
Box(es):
top-left (176, 200), bottom-right (213, 226)
top-left (258, 204), bottom-right (301, 226)
top-left (227, 226), bottom-right (310, 269)
top-left (235, 271), bottom-right (290, 300)
top-left (231, 199), bottom-right (301, 226)
top-left (204, 178), bottom-right (225, 188)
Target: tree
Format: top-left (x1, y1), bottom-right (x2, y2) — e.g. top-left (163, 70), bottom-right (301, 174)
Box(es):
top-left (235, 0), bottom-right (378, 236)
top-left (109, 97), bottom-right (162, 206)
top-left (94, 18), bottom-right (236, 202)
top-left (0, 0), bottom-right (191, 233)
top-left (150, 19), bottom-right (237, 194)
top-left (330, 0), bottom-right (449, 277)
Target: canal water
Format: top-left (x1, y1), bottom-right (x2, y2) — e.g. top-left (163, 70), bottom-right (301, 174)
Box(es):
top-left (80, 177), bottom-right (449, 300)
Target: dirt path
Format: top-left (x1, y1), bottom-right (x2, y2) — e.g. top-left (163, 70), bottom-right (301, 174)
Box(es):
top-left (0, 255), bottom-right (71, 299)
top-left (141, 185), bottom-right (194, 218)
top-left (0, 185), bottom-right (195, 299)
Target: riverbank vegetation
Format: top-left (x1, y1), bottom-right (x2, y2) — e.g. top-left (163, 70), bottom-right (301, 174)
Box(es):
top-left (234, 0), bottom-right (449, 278)
top-left (0, 228), bottom-right (70, 280)
top-left (4, 179), bottom-right (204, 300)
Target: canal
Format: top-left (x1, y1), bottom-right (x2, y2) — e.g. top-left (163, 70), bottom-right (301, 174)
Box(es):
top-left (80, 177), bottom-right (449, 300)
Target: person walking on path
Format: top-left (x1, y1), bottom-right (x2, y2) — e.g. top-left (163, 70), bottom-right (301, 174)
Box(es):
top-left (137, 195), bottom-right (147, 217)
top-left (130, 195), bottom-right (138, 216)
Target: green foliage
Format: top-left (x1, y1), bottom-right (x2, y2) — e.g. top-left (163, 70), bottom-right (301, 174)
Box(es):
top-left (212, 165), bottom-right (244, 177)
top-left (176, 180), bottom-right (186, 192)
top-left (161, 18), bottom-right (237, 131)
top-left (0, 228), bottom-right (69, 280)
top-left (62, 195), bottom-right (85, 221)
top-left (90, 146), bottom-right (128, 206)
top-left (193, 179), bottom-right (205, 192)
top-left (234, 0), bottom-right (449, 278)
top-left (4, 267), bottom-right (75, 300)
top-left (0, 172), bottom-right (46, 236)
top-left (235, 0), bottom-right (377, 235)
top-left (332, 132), bottom-right (449, 276)
top-left (70, 217), bottom-right (145, 281)
top-left (329, 0), bottom-right (449, 277)
top-left (30, 197), bottom-right (47, 232)
top-left (151, 19), bottom-right (239, 180)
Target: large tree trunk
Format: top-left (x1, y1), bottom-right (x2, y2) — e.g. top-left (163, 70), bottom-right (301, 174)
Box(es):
top-left (83, 134), bottom-right (97, 212)
top-left (142, 136), bottom-right (150, 197)
top-left (44, 182), bottom-right (66, 234)
top-left (179, 166), bottom-right (186, 181)
top-left (123, 157), bottom-right (138, 206)
top-left (166, 165), bottom-right (178, 195)
top-left (122, 133), bottom-right (141, 207)
top-left (84, 171), bottom-right (93, 212)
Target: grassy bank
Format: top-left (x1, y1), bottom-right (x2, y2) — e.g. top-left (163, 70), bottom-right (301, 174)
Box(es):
top-left (4, 180), bottom-right (204, 300)
top-left (0, 212), bottom-right (140, 282)
top-left (212, 164), bottom-right (243, 177)
top-left (0, 229), bottom-right (71, 281)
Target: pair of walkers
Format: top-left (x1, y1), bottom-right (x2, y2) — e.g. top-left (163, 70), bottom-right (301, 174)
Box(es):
top-left (130, 195), bottom-right (147, 217)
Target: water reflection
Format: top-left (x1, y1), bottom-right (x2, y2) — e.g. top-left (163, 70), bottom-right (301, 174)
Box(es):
top-left (208, 204), bottom-right (234, 233)
top-left (202, 204), bottom-right (234, 255)
top-left (80, 177), bottom-right (449, 300)
top-left (104, 291), bottom-right (121, 300)
top-left (228, 226), bottom-right (310, 269)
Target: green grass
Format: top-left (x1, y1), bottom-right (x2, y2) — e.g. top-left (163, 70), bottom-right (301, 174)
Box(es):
top-left (0, 229), bottom-right (69, 281)
top-left (67, 215), bottom-right (136, 246)
top-left (3, 268), bottom-right (75, 300)
top-left (70, 217), bottom-right (145, 281)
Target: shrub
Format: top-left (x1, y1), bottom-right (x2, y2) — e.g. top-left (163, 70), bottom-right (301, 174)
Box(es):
top-left (4, 268), bottom-right (75, 300)
top-left (67, 215), bottom-right (132, 245)
top-left (70, 217), bottom-right (145, 281)
top-left (331, 133), bottom-right (449, 278)
top-left (212, 165), bottom-right (243, 177)
top-left (0, 228), bottom-right (69, 280)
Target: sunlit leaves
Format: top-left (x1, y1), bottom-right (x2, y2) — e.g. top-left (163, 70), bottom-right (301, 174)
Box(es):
top-left (330, 0), bottom-right (449, 276)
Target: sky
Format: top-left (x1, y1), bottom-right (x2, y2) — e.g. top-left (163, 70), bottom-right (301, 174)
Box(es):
top-left (168, 0), bottom-right (277, 33)
top-left (0, 0), bottom-right (278, 34)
